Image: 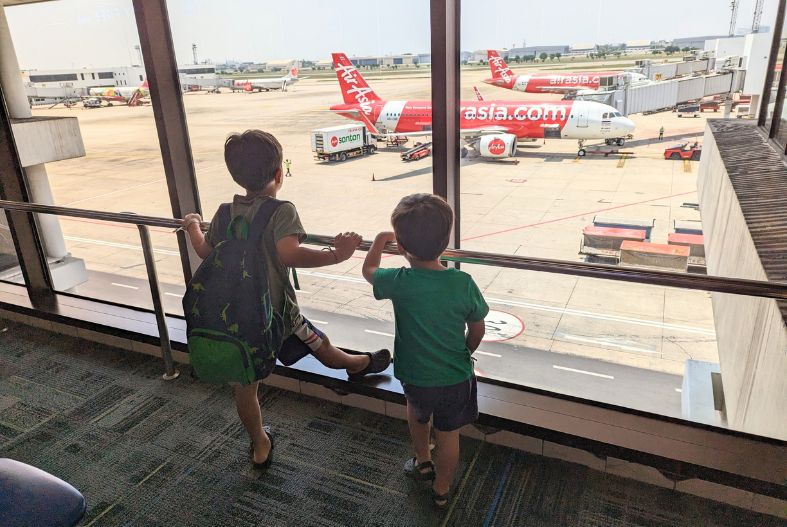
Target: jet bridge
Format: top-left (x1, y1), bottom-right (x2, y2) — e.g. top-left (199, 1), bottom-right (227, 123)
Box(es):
top-left (575, 70), bottom-right (746, 116)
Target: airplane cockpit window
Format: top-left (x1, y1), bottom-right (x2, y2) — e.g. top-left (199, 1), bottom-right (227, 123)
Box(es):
top-left (603, 112), bottom-right (609, 119)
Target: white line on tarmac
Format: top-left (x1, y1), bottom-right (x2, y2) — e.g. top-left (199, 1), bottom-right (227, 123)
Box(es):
top-left (364, 329), bottom-right (394, 337)
top-left (164, 292), bottom-right (183, 298)
top-left (296, 270), bottom-right (367, 284)
top-left (310, 319), bottom-right (328, 325)
top-left (561, 334), bottom-right (659, 354)
top-left (111, 282), bottom-right (139, 290)
top-left (294, 270), bottom-right (715, 336)
top-left (475, 350), bottom-right (502, 358)
top-left (64, 236), bottom-right (180, 256)
top-left (552, 365), bottom-right (614, 380)
top-left (485, 296), bottom-right (715, 336)
top-left (296, 290), bottom-right (312, 294)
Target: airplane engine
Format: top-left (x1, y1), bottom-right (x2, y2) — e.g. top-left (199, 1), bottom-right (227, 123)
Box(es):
top-left (478, 134), bottom-right (517, 158)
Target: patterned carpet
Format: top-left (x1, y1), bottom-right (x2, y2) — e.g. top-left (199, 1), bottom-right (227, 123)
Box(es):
top-left (0, 319), bottom-right (782, 527)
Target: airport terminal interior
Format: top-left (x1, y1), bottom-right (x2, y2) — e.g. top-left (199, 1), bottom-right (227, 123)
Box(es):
top-left (0, 0), bottom-right (785, 525)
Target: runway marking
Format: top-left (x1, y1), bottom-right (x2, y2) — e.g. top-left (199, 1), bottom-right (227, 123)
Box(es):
top-left (111, 282), bottom-right (139, 290)
top-left (475, 350), bottom-right (502, 358)
top-left (616, 154), bottom-right (628, 168)
top-left (310, 319), bottom-right (328, 325)
top-left (561, 334), bottom-right (659, 354)
top-left (164, 292), bottom-right (183, 298)
top-left (553, 365), bottom-right (614, 379)
top-left (683, 159), bottom-right (692, 173)
top-left (64, 236), bottom-right (180, 256)
top-left (295, 270), bottom-right (367, 284)
top-left (291, 270), bottom-right (715, 336)
top-left (364, 329), bottom-right (394, 337)
top-left (486, 296), bottom-right (715, 336)
top-left (63, 178), bottom-right (166, 207)
top-left (461, 191), bottom-right (694, 242)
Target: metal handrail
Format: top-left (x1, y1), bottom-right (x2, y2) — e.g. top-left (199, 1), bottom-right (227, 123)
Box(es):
top-left (0, 199), bottom-right (785, 301)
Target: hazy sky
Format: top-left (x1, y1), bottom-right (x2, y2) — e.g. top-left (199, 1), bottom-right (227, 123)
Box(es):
top-left (5, 0), bottom-right (780, 69)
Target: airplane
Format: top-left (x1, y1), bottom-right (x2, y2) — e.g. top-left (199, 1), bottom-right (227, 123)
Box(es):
top-left (329, 52), bottom-right (635, 158)
top-left (231, 67), bottom-right (300, 92)
top-left (484, 50), bottom-right (647, 96)
top-left (87, 80), bottom-right (149, 106)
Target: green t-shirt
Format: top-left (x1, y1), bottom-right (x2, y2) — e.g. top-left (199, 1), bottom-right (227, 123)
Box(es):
top-left (205, 195), bottom-right (306, 337)
top-left (373, 267), bottom-right (489, 387)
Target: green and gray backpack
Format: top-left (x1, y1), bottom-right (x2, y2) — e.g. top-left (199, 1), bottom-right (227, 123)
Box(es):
top-left (183, 200), bottom-right (285, 384)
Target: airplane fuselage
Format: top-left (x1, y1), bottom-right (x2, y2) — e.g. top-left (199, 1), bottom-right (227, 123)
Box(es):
top-left (330, 99), bottom-right (634, 140)
top-left (483, 71), bottom-right (622, 94)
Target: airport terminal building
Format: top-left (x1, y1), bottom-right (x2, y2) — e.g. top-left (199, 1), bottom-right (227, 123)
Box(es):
top-left (0, 0), bottom-right (785, 526)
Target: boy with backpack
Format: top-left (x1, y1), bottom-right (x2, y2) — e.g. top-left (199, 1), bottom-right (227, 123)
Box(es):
top-left (362, 193), bottom-right (488, 508)
top-left (182, 130), bottom-right (391, 469)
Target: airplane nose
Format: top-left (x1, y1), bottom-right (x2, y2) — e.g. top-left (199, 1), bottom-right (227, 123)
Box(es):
top-left (622, 117), bottom-right (635, 133)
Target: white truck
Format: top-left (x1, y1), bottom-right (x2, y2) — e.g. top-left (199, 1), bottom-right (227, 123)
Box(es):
top-left (311, 124), bottom-right (376, 162)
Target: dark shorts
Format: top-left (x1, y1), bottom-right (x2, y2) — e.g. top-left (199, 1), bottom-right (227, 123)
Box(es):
top-left (277, 317), bottom-right (327, 366)
top-left (403, 376), bottom-right (478, 432)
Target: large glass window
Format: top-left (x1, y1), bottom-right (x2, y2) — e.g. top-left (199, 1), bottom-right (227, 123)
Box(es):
top-left (168, 0), bottom-right (433, 320)
top-left (6, 0), bottom-right (175, 310)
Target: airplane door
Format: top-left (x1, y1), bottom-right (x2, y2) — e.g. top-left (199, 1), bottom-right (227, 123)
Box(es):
top-left (576, 106), bottom-right (589, 128)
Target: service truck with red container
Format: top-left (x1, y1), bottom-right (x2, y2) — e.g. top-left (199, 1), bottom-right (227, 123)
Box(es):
top-left (311, 124), bottom-right (376, 162)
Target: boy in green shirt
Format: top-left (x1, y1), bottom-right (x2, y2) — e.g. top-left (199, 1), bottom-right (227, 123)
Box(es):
top-left (362, 193), bottom-right (489, 508)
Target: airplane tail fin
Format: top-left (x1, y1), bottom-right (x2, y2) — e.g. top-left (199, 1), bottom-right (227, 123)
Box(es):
top-left (288, 66), bottom-right (299, 79)
top-left (332, 52), bottom-right (382, 107)
top-left (140, 79), bottom-right (149, 89)
top-left (487, 50), bottom-right (512, 80)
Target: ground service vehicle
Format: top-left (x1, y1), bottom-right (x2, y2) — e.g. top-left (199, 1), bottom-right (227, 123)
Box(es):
top-left (676, 104), bottom-right (700, 118)
top-left (664, 142), bottom-right (701, 160)
top-left (401, 142), bottom-right (432, 161)
top-left (699, 99), bottom-right (719, 112)
top-left (311, 124), bottom-right (376, 162)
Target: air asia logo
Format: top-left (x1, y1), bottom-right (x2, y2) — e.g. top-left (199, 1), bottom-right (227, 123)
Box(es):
top-left (335, 62), bottom-right (374, 115)
top-left (490, 56), bottom-right (513, 83)
top-left (290, 67), bottom-right (298, 77)
top-left (488, 138), bottom-right (506, 155)
top-left (548, 75), bottom-right (600, 86)
top-left (461, 103), bottom-right (567, 122)
top-left (330, 136), bottom-right (339, 147)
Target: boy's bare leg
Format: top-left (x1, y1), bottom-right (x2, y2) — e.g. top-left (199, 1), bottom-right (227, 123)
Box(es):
top-left (233, 382), bottom-right (271, 463)
top-left (432, 429), bottom-right (460, 495)
top-left (407, 402), bottom-right (432, 466)
top-left (311, 336), bottom-right (369, 373)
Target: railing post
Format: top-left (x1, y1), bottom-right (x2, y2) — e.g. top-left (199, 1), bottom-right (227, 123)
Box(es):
top-left (137, 224), bottom-right (179, 381)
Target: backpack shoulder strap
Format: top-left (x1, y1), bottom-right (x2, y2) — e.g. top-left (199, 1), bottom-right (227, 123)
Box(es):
top-left (212, 203), bottom-right (233, 244)
top-left (248, 198), bottom-right (288, 241)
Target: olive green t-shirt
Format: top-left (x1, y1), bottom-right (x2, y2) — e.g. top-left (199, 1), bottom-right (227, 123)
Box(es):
top-left (205, 195), bottom-right (306, 337)
top-left (373, 267), bottom-right (489, 387)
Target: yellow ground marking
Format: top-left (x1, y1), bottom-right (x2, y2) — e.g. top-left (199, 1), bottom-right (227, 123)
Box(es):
top-left (617, 154), bottom-right (628, 168)
top-left (683, 159), bottom-right (692, 173)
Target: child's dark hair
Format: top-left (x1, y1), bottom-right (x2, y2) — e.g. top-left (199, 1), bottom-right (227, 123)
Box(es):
top-left (391, 193), bottom-right (453, 260)
top-left (224, 130), bottom-right (282, 191)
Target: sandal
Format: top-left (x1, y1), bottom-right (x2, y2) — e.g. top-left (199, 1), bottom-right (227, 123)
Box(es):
top-left (403, 457), bottom-right (435, 481)
top-left (431, 486), bottom-right (450, 509)
top-left (347, 348), bottom-right (392, 379)
top-left (250, 425), bottom-right (275, 469)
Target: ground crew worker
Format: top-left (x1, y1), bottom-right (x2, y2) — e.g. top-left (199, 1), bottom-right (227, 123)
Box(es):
top-left (285, 158), bottom-right (292, 177)
top-left (659, 126), bottom-right (664, 141)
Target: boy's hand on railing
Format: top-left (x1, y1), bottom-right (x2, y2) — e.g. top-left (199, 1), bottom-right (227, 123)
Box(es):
top-left (333, 231), bottom-right (363, 262)
top-left (375, 231), bottom-right (396, 248)
top-left (182, 213), bottom-right (203, 233)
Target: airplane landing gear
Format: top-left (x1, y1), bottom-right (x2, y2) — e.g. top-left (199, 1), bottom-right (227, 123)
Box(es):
top-left (577, 140), bottom-right (586, 157)
top-left (616, 137), bottom-right (625, 147)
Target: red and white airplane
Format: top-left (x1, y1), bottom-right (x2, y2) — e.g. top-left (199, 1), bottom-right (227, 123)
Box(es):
top-left (232, 67), bottom-right (301, 92)
top-left (329, 52), bottom-right (635, 158)
top-left (484, 50), bottom-right (646, 95)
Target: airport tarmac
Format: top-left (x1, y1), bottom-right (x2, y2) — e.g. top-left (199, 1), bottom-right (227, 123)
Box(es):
top-left (25, 68), bottom-right (716, 404)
